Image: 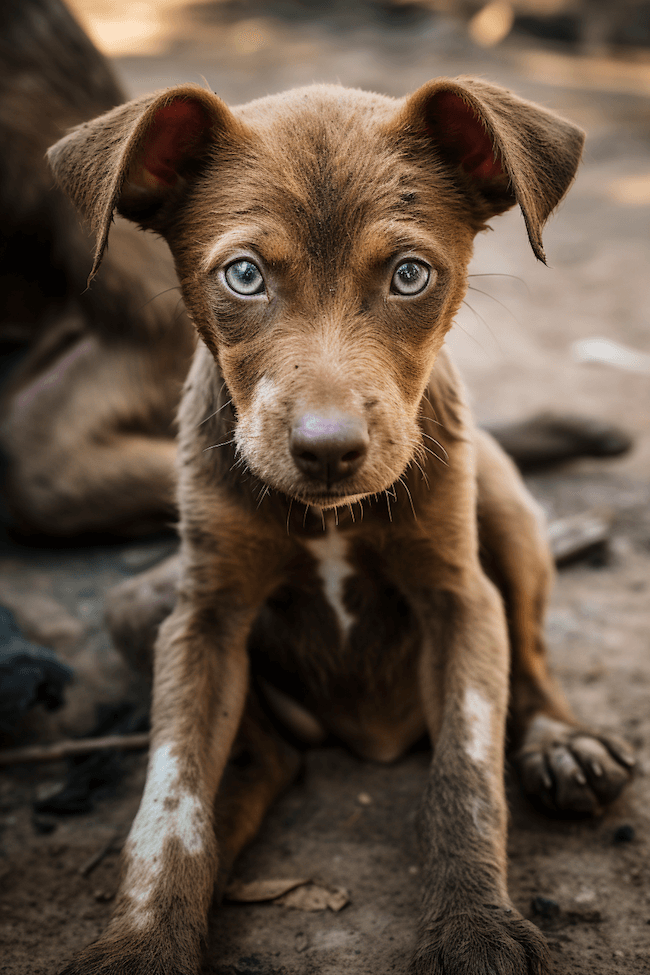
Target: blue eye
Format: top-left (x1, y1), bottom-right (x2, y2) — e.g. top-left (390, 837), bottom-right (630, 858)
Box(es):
top-left (391, 261), bottom-right (431, 296)
top-left (225, 259), bottom-right (265, 296)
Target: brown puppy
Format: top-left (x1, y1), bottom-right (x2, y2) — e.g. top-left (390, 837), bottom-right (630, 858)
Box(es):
top-left (49, 79), bottom-right (634, 975)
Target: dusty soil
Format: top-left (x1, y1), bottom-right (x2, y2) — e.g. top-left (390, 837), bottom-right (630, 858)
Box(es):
top-left (1, 6), bottom-right (650, 974)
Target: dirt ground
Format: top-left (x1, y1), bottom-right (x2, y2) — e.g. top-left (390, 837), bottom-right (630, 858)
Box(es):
top-left (1, 4), bottom-right (650, 974)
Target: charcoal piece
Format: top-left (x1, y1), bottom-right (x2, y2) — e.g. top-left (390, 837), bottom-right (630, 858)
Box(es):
top-left (0, 605), bottom-right (72, 734)
top-left (33, 702), bottom-right (149, 815)
top-left (613, 824), bottom-right (635, 844)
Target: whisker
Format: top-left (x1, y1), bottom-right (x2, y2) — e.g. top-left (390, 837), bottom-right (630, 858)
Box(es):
top-left (420, 442), bottom-right (449, 467)
top-left (197, 399), bottom-right (233, 427)
top-left (172, 297), bottom-right (188, 325)
top-left (303, 504), bottom-right (310, 529)
top-left (419, 392), bottom-right (443, 429)
top-left (468, 271), bottom-right (529, 295)
top-left (384, 490), bottom-right (393, 523)
top-left (399, 476), bottom-right (417, 520)
top-left (454, 314), bottom-right (490, 352)
top-left (286, 498), bottom-right (294, 535)
top-left (256, 484), bottom-right (270, 510)
top-left (204, 438), bottom-right (236, 451)
top-left (138, 285), bottom-right (182, 311)
top-left (421, 432), bottom-right (449, 463)
top-left (320, 508), bottom-right (326, 532)
top-left (412, 457), bottom-right (430, 489)
top-left (460, 298), bottom-right (502, 352)
top-left (334, 506), bottom-right (339, 527)
top-left (348, 503), bottom-right (355, 524)
top-left (420, 415), bottom-right (445, 428)
top-left (467, 284), bottom-right (520, 329)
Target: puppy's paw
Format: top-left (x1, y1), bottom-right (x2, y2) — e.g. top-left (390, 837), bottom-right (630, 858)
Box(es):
top-left (58, 932), bottom-right (200, 975)
top-left (411, 906), bottom-right (550, 975)
top-left (514, 715), bottom-right (635, 815)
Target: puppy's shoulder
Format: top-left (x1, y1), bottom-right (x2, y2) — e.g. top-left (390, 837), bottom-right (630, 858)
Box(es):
top-left (426, 346), bottom-right (473, 445)
top-left (176, 341), bottom-right (224, 453)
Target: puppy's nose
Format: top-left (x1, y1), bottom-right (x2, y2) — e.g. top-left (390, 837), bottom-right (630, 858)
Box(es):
top-left (290, 410), bottom-right (369, 484)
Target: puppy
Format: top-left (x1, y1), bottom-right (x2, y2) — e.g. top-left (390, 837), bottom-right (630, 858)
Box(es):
top-left (49, 78), bottom-right (634, 975)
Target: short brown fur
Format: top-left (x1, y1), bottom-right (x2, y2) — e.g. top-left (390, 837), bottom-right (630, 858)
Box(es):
top-left (49, 76), bottom-right (634, 975)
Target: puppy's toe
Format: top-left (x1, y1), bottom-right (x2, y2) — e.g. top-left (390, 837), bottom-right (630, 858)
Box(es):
top-left (570, 733), bottom-right (634, 805)
top-left (514, 719), bottom-right (634, 815)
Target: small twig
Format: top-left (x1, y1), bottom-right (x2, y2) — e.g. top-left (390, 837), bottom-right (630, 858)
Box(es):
top-left (79, 830), bottom-right (123, 877)
top-left (548, 509), bottom-right (612, 565)
top-left (0, 732), bottom-right (150, 767)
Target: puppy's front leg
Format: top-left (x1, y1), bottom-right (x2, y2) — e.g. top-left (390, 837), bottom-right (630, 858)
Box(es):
top-left (413, 575), bottom-right (549, 975)
top-left (60, 595), bottom-right (252, 975)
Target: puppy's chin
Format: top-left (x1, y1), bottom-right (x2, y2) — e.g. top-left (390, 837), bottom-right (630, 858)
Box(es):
top-left (274, 469), bottom-right (408, 510)
top-left (289, 488), bottom-right (376, 510)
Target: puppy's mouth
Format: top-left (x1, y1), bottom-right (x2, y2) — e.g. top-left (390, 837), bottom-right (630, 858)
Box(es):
top-left (288, 484), bottom-right (373, 509)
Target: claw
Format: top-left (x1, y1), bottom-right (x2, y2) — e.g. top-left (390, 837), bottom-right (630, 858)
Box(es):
top-left (516, 720), bottom-right (634, 815)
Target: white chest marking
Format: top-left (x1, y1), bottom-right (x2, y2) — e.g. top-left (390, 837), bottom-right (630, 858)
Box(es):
top-left (305, 526), bottom-right (356, 638)
top-left (126, 743), bottom-right (205, 924)
top-left (463, 687), bottom-right (493, 765)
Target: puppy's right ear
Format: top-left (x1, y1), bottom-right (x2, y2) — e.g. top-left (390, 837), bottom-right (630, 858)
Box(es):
top-left (48, 84), bottom-right (243, 279)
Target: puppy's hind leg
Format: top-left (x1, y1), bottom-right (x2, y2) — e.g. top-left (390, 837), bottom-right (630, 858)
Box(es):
top-left (105, 553), bottom-right (182, 677)
top-left (213, 694), bottom-right (302, 894)
top-left (475, 428), bottom-right (635, 815)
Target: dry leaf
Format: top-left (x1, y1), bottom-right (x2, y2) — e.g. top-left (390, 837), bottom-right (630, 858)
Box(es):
top-left (225, 878), bottom-right (350, 912)
top-left (277, 883), bottom-right (350, 912)
top-left (225, 877), bottom-right (309, 903)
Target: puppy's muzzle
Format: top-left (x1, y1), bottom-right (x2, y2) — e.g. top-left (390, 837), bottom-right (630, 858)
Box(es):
top-left (290, 409), bottom-right (369, 486)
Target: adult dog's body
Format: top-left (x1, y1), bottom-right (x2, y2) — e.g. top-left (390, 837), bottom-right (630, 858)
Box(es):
top-left (48, 77), bottom-right (634, 975)
top-left (0, 0), bottom-right (194, 537)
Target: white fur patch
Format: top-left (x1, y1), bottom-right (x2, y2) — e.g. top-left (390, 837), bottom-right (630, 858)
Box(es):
top-left (125, 743), bottom-right (205, 923)
top-left (469, 796), bottom-right (488, 835)
top-left (463, 687), bottom-right (493, 765)
top-left (252, 375), bottom-right (279, 409)
top-left (239, 374), bottom-right (280, 447)
top-left (305, 525), bottom-right (356, 638)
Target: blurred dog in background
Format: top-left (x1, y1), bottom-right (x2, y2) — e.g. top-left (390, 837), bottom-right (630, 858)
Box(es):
top-left (0, 0), bottom-right (195, 538)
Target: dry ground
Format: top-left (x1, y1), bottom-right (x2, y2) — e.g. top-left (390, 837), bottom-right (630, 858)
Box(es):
top-left (1, 5), bottom-right (650, 974)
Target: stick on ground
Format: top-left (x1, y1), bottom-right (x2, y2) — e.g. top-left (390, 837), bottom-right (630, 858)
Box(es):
top-left (0, 732), bottom-right (150, 767)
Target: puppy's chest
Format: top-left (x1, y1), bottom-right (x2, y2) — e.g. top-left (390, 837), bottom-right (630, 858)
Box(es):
top-left (303, 529), bottom-right (358, 643)
top-left (248, 525), bottom-right (420, 697)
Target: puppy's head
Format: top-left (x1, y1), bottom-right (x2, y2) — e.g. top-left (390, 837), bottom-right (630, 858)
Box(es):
top-left (48, 79), bottom-right (583, 507)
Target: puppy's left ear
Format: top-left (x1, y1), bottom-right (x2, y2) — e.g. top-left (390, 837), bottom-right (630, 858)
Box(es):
top-left (48, 84), bottom-right (244, 279)
top-left (398, 77), bottom-right (585, 262)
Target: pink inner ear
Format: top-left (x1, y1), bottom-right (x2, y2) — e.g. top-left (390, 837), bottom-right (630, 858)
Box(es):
top-left (140, 100), bottom-right (212, 188)
top-left (431, 92), bottom-right (504, 182)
